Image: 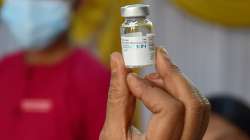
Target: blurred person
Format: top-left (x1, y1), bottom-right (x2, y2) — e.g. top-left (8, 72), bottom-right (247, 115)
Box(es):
top-left (204, 96), bottom-right (250, 140)
top-left (0, 0), bottom-right (213, 139)
top-left (204, 114), bottom-right (250, 140)
top-left (0, 23), bottom-right (18, 58)
top-left (0, 0), bottom-right (110, 140)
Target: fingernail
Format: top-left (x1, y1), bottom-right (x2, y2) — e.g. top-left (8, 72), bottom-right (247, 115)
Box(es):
top-left (110, 53), bottom-right (118, 73)
top-left (127, 73), bottom-right (140, 82)
top-left (128, 73), bottom-right (138, 78)
top-left (159, 47), bottom-right (168, 56)
top-left (147, 73), bottom-right (161, 79)
top-left (157, 47), bottom-right (171, 62)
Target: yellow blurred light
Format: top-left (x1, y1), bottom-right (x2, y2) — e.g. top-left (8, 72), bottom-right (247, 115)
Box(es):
top-left (70, 0), bottom-right (142, 65)
top-left (172, 0), bottom-right (250, 27)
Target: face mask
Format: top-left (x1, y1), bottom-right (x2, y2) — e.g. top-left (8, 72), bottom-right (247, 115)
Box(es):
top-left (1, 0), bottom-right (71, 50)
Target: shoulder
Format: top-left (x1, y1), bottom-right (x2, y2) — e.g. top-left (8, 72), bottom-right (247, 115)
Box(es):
top-left (0, 52), bottom-right (24, 70)
top-left (70, 48), bottom-right (111, 95)
top-left (71, 48), bottom-right (110, 80)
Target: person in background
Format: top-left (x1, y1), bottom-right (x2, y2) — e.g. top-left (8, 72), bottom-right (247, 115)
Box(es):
top-left (0, 0), bottom-right (213, 139)
top-left (0, 0), bottom-right (110, 140)
top-left (204, 96), bottom-right (250, 140)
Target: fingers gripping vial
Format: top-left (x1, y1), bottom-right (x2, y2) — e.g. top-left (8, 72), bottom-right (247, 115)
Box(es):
top-left (120, 4), bottom-right (156, 68)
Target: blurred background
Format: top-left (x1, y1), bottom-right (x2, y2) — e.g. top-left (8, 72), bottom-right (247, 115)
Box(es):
top-left (142, 0), bottom-right (250, 131)
top-left (0, 0), bottom-right (249, 139)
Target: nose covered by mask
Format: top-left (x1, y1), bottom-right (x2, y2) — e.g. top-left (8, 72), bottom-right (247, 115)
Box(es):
top-left (1, 0), bottom-right (71, 50)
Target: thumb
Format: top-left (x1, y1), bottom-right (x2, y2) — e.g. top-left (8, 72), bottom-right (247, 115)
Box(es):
top-left (103, 52), bottom-right (135, 138)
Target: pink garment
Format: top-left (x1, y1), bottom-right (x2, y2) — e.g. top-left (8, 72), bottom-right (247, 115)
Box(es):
top-left (0, 48), bottom-right (110, 140)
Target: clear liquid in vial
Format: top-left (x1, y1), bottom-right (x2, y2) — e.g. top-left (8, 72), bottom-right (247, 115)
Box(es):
top-left (120, 18), bottom-right (155, 69)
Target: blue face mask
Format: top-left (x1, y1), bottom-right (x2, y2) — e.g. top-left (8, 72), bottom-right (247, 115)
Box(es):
top-left (1, 0), bottom-right (71, 50)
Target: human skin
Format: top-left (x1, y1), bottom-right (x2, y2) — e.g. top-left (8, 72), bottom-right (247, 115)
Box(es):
top-left (24, 0), bottom-right (80, 66)
top-left (204, 113), bottom-right (250, 140)
top-left (100, 48), bottom-right (211, 140)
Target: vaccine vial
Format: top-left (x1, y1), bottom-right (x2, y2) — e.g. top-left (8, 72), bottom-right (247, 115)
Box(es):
top-left (120, 4), bottom-right (155, 68)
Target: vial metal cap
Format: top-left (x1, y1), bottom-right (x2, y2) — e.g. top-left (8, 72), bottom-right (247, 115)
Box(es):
top-left (121, 4), bottom-right (150, 17)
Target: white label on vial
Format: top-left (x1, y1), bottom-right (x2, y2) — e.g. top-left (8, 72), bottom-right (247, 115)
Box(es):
top-left (121, 33), bottom-right (155, 67)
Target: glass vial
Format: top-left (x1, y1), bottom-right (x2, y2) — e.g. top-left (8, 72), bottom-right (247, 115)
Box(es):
top-left (120, 4), bottom-right (155, 68)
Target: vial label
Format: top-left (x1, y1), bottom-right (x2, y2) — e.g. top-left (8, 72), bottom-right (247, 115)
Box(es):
top-left (121, 33), bottom-right (155, 67)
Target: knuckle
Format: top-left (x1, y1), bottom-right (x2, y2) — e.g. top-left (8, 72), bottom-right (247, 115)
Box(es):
top-left (203, 97), bottom-right (211, 110)
top-left (149, 101), bottom-right (163, 113)
top-left (189, 99), bottom-right (207, 113)
top-left (109, 82), bottom-right (121, 95)
top-left (129, 80), bottom-right (149, 100)
top-left (109, 76), bottom-right (123, 94)
top-left (203, 101), bottom-right (211, 114)
top-left (189, 88), bottom-right (211, 112)
top-left (162, 100), bottom-right (185, 116)
top-left (108, 84), bottom-right (126, 103)
top-left (170, 64), bottom-right (181, 73)
top-left (108, 91), bottom-right (125, 104)
top-left (111, 70), bottom-right (118, 80)
top-left (132, 83), bottom-right (143, 93)
top-left (170, 100), bottom-right (185, 115)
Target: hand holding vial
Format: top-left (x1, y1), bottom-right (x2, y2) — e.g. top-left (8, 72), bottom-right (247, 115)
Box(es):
top-left (100, 48), bottom-right (211, 140)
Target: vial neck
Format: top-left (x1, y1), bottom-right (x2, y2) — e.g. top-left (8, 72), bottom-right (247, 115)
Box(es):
top-left (125, 16), bottom-right (146, 21)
